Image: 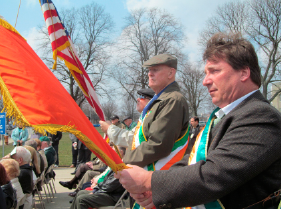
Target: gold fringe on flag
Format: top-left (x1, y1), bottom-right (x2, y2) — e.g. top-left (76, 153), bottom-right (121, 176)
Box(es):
top-left (0, 17), bottom-right (25, 40)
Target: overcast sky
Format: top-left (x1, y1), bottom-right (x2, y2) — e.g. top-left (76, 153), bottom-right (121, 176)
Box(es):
top-left (1, 0), bottom-right (234, 64)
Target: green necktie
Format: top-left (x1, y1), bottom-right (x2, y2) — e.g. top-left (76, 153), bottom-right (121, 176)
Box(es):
top-left (213, 114), bottom-right (225, 127)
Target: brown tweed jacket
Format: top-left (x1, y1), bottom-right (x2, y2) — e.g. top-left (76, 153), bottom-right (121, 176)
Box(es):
top-left (151, 91), bottom-right (281, 209)
top-left (123, 82), bottom-right (189, 167)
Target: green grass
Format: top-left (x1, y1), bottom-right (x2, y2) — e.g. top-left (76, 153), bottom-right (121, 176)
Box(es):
top-left (1, 141), bottom-right (14, 157)
top-left (1, 127), bottom-right (104, 167)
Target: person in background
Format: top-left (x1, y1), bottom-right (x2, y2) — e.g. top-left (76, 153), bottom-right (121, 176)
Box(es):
top-left (0, 163), bottom-right (17, 209)
top-left (122, 116), bottom-right (137, 131)
top-left (50, 131), bottom-right (62, 167)
top-left (11, 125), bottom-right (28, 146)
top-left (0, 187), bottom-right (7, 209)
top-left (23, 145), bottom-right (40, 188)
top-left (25, 140), bottom-right (45, 176)
top-left (59, 157), bottom-right (106, 191)
top-left (73, 138), bottom-right (92, 175)
top-left (186, 116), bottom-right (200, 154)
top-left (70, 146), bottom-right (126, 209)
top-left (33, 138), bottom-right (48, 172)
top-left (100, 88), bottom-right (155, 148)
top-left (110, 115), bottom-right (122, 128)
top-left (69, 133), bottom-right (78, 168)
top-left (1, 159), bottom-right (25, 209)
top-left (67, 162), bottom-right (108, 198)
top-left (40, 136), bottom-right (57, 169)
top-left (10, 146), bottom-right (33, 209)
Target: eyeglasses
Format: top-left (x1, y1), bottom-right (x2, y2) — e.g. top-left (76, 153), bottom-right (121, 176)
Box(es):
top-left (139, 95), bottom-right (149, 100)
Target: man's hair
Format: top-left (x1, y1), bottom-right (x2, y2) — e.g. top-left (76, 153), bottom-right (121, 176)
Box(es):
top-left (25, 139), bottom-right (38, 150)
top-left (1, 159), bottom-right (20, 179)
top-left (192, 116), bottom-right (199, 123)
top-left (203, 32), bottom-right (261, 87)
top-left (42, 140), bottom-right (51, 146)
top-left (14, 146), bottom-right (31, 164)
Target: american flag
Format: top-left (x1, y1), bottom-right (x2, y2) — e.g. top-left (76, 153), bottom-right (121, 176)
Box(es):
top-left (39, 0), bottom-right (105, 121)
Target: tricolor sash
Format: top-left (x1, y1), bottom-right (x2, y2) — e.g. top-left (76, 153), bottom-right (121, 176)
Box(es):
top-left (187, 108), bottom-right (224, 209)
top-left (132, 110), bottom-right (190, 209)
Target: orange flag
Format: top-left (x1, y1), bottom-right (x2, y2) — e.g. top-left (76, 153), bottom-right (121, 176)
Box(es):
top-left (0, 18), bottom-right (126, 172)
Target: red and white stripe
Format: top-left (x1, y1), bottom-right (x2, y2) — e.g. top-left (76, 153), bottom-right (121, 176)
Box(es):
top-left (40, 0), bottom-right (105, 121)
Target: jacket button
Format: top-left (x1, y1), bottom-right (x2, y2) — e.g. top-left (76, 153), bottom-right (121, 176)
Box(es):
top-left (167, 203), bottom-right (172, 208)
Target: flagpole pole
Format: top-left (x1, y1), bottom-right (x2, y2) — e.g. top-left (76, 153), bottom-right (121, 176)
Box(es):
top-left (2, 135), bottom-right (4, 157)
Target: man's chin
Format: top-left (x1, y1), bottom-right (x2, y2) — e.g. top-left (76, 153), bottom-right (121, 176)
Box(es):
top-left (212, 98), bottom-right (219, 106)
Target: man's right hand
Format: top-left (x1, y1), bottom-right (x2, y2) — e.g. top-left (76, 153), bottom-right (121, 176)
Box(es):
top-left (86, 161), bottom-right (94, 169)
top-left (99, 120), bottom-right (111, 133)
top-left (114, 164), bottom-right (153, 194)
top-left (90, 178), bottom-right (98, 189)
top-left (91, 177), bottom-right (98, 185)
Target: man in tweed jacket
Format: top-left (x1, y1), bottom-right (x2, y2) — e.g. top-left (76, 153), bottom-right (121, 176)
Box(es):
top-left (115, 33), bottom-right (281, 209)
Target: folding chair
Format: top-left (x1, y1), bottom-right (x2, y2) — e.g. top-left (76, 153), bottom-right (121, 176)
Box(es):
top-left (33, 170), bottom-right (46, 209)
top-left (42, 164), bottom-right (55, 202)
top-left (113, 190), bottom-right (129, 209)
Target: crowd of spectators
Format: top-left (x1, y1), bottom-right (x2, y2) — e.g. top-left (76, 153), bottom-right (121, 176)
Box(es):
top-left (0, 135), bottom-right (57, 209)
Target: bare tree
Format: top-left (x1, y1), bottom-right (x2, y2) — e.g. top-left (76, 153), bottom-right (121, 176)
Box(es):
top-left (178, 63), bottom-right (209, 116)
top-left (37, 2), bottom-right (114, 106)
top-left (199, 0), bottom-right (281, 102)
top-left (120, 98), bottom-right (139, 121)
top-left (101, 101), bottom-right (119, 121)
top-left (112, 8), bottom-right (186, 101)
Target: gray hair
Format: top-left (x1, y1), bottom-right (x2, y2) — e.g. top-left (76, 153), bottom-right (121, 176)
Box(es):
top-left (25, 140), bottom-right (37, 150)
top-left (14, 146), bottom-right (31, 164)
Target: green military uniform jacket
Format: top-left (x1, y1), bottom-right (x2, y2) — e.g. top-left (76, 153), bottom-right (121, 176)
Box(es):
top-left (123, 82), bottom-right (189, 167)
top-left (125, 121), bottom-right (138, 131)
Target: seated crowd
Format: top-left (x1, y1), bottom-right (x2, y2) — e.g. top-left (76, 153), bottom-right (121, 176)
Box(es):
top-left (60, 145), bottom-right (127, 209)
top-left (0, 135), bottom-right (57, 209)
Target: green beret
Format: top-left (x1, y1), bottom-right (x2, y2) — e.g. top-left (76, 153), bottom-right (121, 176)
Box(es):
top-left (142, 54), bottom-right (177, 69)
top-left (39, 136), bottom-right (50, 142)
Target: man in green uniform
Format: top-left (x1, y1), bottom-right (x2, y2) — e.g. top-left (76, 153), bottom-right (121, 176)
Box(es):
top-left (122, 116), bottom-right (137, 131)
top-left (110, 115), bottom-right (122, 128)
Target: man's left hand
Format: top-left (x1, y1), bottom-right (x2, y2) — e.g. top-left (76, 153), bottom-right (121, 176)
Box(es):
top-left (131, 191), bottom-right (155, 209)
top-left (114, 164), bottom-right (153, 194)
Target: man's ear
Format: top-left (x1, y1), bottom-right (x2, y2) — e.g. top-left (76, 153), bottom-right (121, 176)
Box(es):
top-left (18, 157), bottom-right (23, 165)
top-left (240, 67), bottom-right (251, 82)
top-left (168, 68), bottom-right (176, 79)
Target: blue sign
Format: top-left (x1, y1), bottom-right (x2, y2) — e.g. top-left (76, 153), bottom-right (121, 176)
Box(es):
top-left (0, 113), bottom-right (6, 135)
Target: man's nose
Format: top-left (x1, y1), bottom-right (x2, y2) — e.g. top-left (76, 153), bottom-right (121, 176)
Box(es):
top-left (202, 74), bottom-right (211, 86)
top-left (148, 70), bottom-right (153, 77)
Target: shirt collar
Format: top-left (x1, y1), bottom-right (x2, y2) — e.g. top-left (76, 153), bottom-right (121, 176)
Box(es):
top-left (215, 90), bottom-right (258, 119)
